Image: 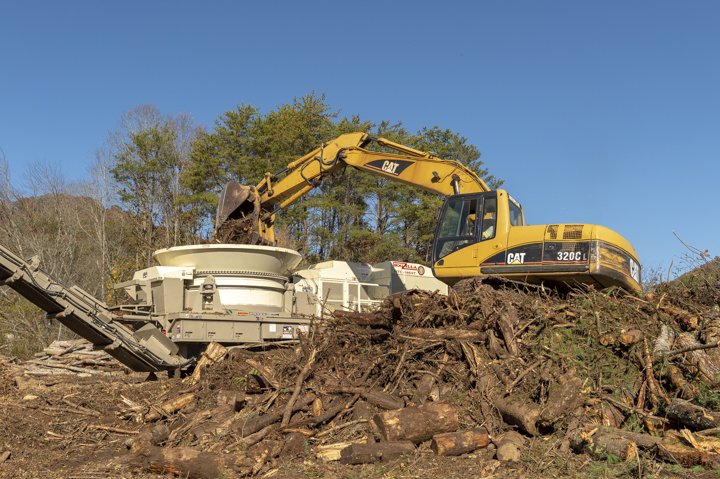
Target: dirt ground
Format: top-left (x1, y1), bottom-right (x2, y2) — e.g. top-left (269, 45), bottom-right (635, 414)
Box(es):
top-left (1, 259), bottom-right (720, 478)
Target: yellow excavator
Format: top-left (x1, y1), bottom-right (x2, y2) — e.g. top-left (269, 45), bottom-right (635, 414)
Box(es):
top-left (215, 132), bottom-right (642, 293)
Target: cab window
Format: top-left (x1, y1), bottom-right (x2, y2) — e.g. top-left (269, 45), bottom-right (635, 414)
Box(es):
top-left (481, 197), bottom-right (496, 240)
top-left (434, 197), bottom-right (479, 259)
top-left (509, 199), bottom-right (523, 226)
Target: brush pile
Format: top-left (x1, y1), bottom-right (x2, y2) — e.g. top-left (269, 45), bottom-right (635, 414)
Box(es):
top-left (1, 258), bottom-right (719, 478)
top-left (119, 259), bottom-right (720, 477)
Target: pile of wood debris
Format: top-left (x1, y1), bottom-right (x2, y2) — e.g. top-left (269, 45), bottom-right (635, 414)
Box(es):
top-left (1, 258), bottom-right (720, 478)
top-left (21, 339), bottom-right (129, 377)
top-left (116, 259), bottom-right (720, 477)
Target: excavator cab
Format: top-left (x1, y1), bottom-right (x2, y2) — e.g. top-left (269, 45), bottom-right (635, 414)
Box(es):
top-left (432, 190), bottom-right (642, 293)
top-left (432, 192), bottom-right (506, 281)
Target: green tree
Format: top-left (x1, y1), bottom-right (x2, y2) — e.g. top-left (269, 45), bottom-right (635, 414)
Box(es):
top-left (182, 94), bottom-right (499, 266)
top-left (110, 106), bottom-right (199, 267)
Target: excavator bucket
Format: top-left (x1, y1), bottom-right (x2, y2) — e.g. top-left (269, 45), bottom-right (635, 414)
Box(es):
top-left (214, 181), bottom-right (263, 244)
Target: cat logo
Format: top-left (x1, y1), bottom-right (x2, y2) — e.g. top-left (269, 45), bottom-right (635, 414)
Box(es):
top-left (381, 161), bottom-right (400, 175)
top-left (507, 252), bottom-right (526, 264)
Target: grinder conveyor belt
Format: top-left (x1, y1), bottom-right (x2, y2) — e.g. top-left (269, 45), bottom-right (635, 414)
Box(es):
top-left (0, 243), bottom-right (190, 372)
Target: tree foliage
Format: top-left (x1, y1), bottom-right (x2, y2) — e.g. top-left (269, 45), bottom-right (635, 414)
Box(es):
top-left (183, 93), bottom-right (500, 263)
top-left (110, 106), bottom-right (201, 267)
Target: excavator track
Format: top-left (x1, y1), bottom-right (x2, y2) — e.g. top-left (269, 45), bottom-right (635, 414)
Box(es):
top-left (0, 244), bottom-right (190, 372)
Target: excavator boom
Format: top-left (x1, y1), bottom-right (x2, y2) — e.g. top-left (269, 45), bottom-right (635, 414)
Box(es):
top-left (215, 132), bottom-right (490, 244)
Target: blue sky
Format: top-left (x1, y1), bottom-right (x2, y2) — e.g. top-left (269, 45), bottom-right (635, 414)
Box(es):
top-left (1, 1), bottom-right (718, 279)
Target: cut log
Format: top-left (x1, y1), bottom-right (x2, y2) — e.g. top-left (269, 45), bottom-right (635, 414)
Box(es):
top-left (653, 324), bottom-right (676, 357)
top-left (619, 329), bottom-right (644, 347)
top-left (496, 442), bottom-right (521, 462)
top-left (316, 441), bottom-right (363, 462)
top-left (659, 304), bottom-right (701, 330)
top-left (657, 430), bottom-right (720, 467)
top-left (312, 397), bottom-right (324, 417)
top-left (372, 402), bottom-right (459, 443)
top-left (431, 429), bottom-right (490, 456)
top-left (459, 341), bottom-right (484, 376)
top-left (287, 396), bottom-right (346, 429)
top-left (570, 426), bottom-right (660, 462)
top-left (582, 429), bottom-right (638, 462)
top-left (144, 393), bottom-right (196, 422)
top-left (666, 398), bottom-right (720, 431)
top-left (491, 430), bottom-right (525, 462)
top-left (494, 430), bottom-right (525, 447)
top-left (594, 427), bottom-right (660, 450)
top-left (493, 396), bottom-right (542, 436)
top-left (600, 329), bottom-right (644, 348)
top-left (129, 445), bottom-right (234, 479)
top-left (190, 405), bottom-right (237, 440)
top-left (497, 309), bottom-right (518, 356)
top-left (410, 352), bottom-right (449, 405)
top-left (339, 441), bottom-right (415, 464)
top-left (406, 327), bottom-right (483, 342)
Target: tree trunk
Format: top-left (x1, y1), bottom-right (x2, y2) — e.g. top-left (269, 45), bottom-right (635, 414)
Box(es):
top-left (372, 402), bottom-right (459, 443)
top-left (539, 372), bottom-right (584, 428)
top-left (569, 426), bottom-right (661, 462)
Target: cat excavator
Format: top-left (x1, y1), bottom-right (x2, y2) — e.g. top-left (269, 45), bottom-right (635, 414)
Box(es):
top-left (215, 132), bottom-right (642, 294)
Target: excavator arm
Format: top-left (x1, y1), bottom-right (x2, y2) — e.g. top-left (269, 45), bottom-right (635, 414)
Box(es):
top-left (215, 132), bottom-right (490, 244)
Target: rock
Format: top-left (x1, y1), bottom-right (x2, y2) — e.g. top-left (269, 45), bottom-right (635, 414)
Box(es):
top-left (494, 431), bottom-right (525, 462)
top-left (496, 442), bottom-right (521, 462)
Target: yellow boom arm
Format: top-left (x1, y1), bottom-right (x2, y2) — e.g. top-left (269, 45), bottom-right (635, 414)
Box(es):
top-left (216, 132), bottom-right (490, 244)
